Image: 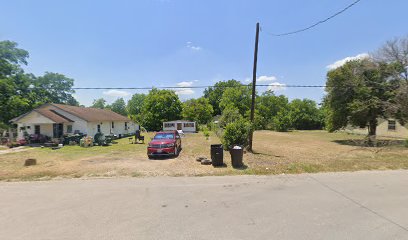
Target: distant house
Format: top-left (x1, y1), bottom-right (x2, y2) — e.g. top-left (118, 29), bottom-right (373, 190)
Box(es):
top-left (344, 118), bottom-right (408, 138)
top-left (162, 120), bottom-right (196, 133)
top-left (11, 103), bottom-right (138, 140)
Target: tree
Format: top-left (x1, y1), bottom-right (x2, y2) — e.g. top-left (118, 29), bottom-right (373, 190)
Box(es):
top-left (91, 98), bottom-right (107, 109)
top-left (182, 97), bottom-right (213, 125)
top-left (110, 98), bottom-right (127, 116)
top-left (256, 91), bottom-right (289, 129)
top-left (0, 40), bottom-right (29, 78)
top-left (33, 72), bottom-right (78, 106)
top-left (325, 59), bottom-right (394, 137)
top-left (203, 79), bottom-right (242, 116)
top-left (272, 108), bottom-right (292, 132)
top-left (219, 84), bottom-right (252, 116)
top-left (219, 106), bottom-right (243, 128)
top-left (375, 36), bottom-right (408, 123)
top-left (127, 93), bottom-right (146, 122)
top-left (375, 36), bottom-right (408, 81)
top-left (0, 41), bottom-right (35, 125)
top-left (288, 99), bottom-right (324, 130)
top-left (0, 40), bottom-right (80, 126)
top-left (140, 89), bottom-right (182, 131)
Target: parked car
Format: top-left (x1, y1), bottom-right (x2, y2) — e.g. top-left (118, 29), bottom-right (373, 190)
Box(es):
top-left (147, 131), bottom-right (182, 159)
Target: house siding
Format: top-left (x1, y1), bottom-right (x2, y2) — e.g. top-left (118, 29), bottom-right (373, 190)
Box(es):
top-left (344, 119), bottom-right (408, 138)
top-left (163, 121), bottom-right (196, 132)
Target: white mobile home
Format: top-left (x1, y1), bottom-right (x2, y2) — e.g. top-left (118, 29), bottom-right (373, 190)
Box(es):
top-left (163, 120), bottom-right (196, 133)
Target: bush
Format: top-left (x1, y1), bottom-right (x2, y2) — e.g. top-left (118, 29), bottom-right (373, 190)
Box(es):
top-left (203, 130), bottom-right (210, 140)
top-left (405, 139), bottom-right (408, 148)
top-left (272, 109), bottom-right (292, 132)
top-left (222, 119), bottom-right (252, 150)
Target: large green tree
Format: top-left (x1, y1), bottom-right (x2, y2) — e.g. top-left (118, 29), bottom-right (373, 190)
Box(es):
top-left (91, 98), bottom-right (107, 109)
top-left (256, 90), bottom-right (289, 129)
top-left (33, 72), bottom-right (78, 106)
top-left (288, 99), bottom-right (324, 130)
top-left (110, 98), bottom-right (127, 116)
top-left (325, 59), bottom-right (395, 137)
top-left (140, 89), bottom-right (182, 131)
top-left (182, 97), bottom-right (213, 125)
top-left (219, 84), bottom-right (252, 117)
top-left (0, 40), bottom-right (79, 126)
top-left (203, 79), bottom-right (242, 116)
top-left (127, 93), bottom-right (146, 122)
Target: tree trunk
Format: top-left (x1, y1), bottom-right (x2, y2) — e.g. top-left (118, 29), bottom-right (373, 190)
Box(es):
top-left (367, 119), bottom-right (377, 147)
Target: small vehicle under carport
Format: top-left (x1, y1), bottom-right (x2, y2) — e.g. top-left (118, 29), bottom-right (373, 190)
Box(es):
top-left (147, 131), bottom-right (181, 159)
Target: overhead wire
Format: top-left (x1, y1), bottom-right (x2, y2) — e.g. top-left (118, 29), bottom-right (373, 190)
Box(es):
top-left (263, 0), bottom-right (362, 37)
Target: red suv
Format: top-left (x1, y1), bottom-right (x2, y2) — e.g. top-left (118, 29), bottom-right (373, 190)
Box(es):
top-left (147, 131), bottom-right (182, 159)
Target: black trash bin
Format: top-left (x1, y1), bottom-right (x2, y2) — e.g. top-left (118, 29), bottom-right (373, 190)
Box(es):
top-left (230, 146), bottom-right (244, 168)
top-left (211, 144), bottom-right (223, 166)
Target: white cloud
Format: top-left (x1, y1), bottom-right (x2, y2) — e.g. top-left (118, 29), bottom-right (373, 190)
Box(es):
top-left (177, 81), bottom-right (194, 87)
top-left (186, 41), bottom-right (202, 51)
top-left (175, 80), bottom-right (196, 95)
top-left (327, 53), bottom-right (370, 70)
top-left (267, 82), bottom-right (286, 92)
top-left (103, 90), bottom-right (131, 97)
top-left (257, 75), bottom-right (277, 82)
top-left (176, 89), bottom-right (195, 95)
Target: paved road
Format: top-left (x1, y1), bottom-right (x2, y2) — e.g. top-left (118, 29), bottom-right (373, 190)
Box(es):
top-left (1, 171), bottom-right (408, 240)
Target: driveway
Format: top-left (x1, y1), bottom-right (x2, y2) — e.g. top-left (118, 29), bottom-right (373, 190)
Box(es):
top-left (1, 171), bottom-right (408, 240)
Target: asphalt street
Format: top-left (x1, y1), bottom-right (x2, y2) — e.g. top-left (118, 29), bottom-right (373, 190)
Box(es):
top-left (1, 170), bottom-right (408, 240)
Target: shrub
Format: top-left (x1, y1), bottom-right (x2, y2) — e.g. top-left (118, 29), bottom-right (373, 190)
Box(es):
top-left (272, 109), bottom-right (292, 132)
top-left (405, 139), bottom-right (408, 148)
top-left (222, 119), bottom-right (252, 150)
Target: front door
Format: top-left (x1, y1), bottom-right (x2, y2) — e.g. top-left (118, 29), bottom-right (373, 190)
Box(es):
top-left (177, 123), bottom-right (182, 130)
top-left (34, 125), bottom-right (40, 134)
top-left (53, 123), bottom-right (63, 138)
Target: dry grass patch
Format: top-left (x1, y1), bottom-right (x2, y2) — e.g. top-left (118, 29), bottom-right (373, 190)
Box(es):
top-left (0, 130), bottom-right (408, 181)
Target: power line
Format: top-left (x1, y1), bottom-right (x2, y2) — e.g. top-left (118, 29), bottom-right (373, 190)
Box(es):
top-left (264, 0), bottom-right (362, 37)
top-left (27, 83), bottom-right (398, 90)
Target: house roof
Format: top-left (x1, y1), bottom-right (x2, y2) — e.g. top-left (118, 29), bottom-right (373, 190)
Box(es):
top-left (11, 103), bottom-right (131, 123)
top-left (164, 120), bottom-right (195, 123)
top-left (50, 104), bottom-right (131, 122)
top-left (34, 109), bottom-right (74, 123)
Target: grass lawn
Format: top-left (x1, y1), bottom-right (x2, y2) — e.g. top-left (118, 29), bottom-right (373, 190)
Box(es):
top-left (1, 130), bottom-right (408, 181)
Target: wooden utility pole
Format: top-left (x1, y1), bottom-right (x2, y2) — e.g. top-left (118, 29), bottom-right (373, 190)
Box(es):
top-left (248, 22), bottom-right (260, 152)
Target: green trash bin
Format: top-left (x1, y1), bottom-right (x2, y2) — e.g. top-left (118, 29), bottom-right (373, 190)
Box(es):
top-left (230, 146), bottom-right (243, 168)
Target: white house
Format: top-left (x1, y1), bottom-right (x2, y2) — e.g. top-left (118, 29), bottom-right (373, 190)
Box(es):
top-left (163, 120), bottom-right (196, 133)
top-left (11, 103), bottom-right (138, 140)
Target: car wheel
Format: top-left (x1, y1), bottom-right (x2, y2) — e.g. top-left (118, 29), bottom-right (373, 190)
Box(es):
top-left (148, 155), bottom-right (153, 159)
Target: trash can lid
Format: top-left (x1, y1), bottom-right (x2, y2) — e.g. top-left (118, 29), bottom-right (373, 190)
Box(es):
top-left (233, 146), bottom-right (242, 149)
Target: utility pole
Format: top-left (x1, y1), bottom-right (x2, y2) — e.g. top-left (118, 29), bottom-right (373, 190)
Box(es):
top-left (248, 22), bottom-right (259, 152)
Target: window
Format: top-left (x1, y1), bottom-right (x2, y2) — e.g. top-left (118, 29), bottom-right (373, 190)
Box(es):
top-left (388, 120), bottom-right (396, 131)
top-left (164, 123), bottom-right (175, 128)
top-left (154, 133), bottom-right (175, 139)
top-left (125, 122), bottom-right (128, 130)
top-left (34, 125), bottom-right (40, 134)
top-left (67, 125), bottom-right (73, 133)
top-left (184, 122), bottom-right (195, 128)
top-left (112, 122), bottom-right (114, 129)
top-left (97, 124), bottom-right (101, 133)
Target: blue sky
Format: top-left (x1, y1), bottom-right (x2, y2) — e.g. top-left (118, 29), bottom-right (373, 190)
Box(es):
top-left (1, 0), bottom-right (407, 106)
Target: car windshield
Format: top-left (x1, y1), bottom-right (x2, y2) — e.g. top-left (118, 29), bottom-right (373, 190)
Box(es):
top-left (154, 133), bottom-right (174, 140)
